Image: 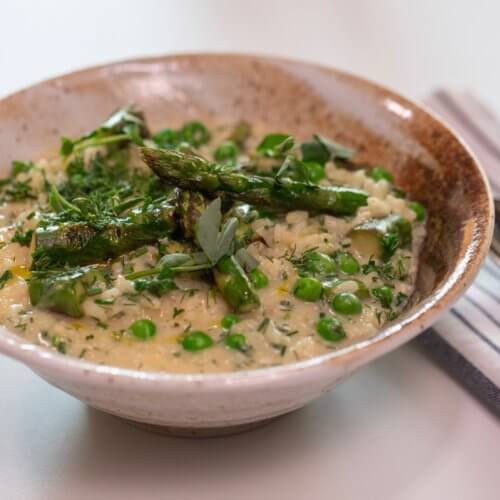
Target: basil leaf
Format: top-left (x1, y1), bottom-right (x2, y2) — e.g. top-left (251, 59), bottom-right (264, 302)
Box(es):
top-left (256, 134), bottom-right (294, 158)
top-left (195, 198), bottom-right (222, 264)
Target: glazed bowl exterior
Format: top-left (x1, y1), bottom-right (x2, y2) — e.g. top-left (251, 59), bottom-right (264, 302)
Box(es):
top-left (0, 54), bottom-right (493, 433)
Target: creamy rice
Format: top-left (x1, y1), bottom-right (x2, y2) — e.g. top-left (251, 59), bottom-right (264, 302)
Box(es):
top-left (0, 142), bottom-right (425, 373)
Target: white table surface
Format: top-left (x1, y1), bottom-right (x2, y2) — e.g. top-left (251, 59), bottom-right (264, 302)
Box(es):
top-left (1, 2), bottom-right (499, 499)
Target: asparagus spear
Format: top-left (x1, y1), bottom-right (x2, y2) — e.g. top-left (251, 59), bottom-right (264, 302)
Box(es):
top-left (213, 255), bottom-right (261, 313)
top-left (28, 266), bottom-right (109, 318)
top-left (141, 148), bottom-right (368, 216)
top-left (176, 190), bottom-right (208, 239)
top-left (32, 198), bottom-right (177, 269)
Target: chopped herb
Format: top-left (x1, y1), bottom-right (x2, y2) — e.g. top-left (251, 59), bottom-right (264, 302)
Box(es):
top-left (396, 292), bottom-right (408, 307)
top-left (257, 317), bottom-right (270, 332)
top-left (276, 323), bottom-right (298, 336)
top-left (11, 160), bottom-right (33, 176)
top-left (51, 335), bottom-right (67, 354)
top-left (11, 228), bottom-right (33, 247)
top-left (0, 178), bottom-right (36, 203)
top-left (279, 300), bottom-right (293, 311)
top-left (271, 343), bottom-right (287, 356)
top-left (94, 298), bottom-right (115, 305)
top-left (372, 286), bottom-right (393, 309)
top-left (173, 307), bottom-right (185, 318)
top-left (112, 330), bottom-right (124, 341)
top-left (0, 270), bottom-right (13, 289)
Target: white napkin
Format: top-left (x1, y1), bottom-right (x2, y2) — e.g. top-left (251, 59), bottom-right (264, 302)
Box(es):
top-left (418, 91), bottom-right (500, 413)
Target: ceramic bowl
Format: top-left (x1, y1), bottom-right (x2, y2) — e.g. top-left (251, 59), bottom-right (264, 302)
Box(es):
top-left (0, 54), bottom-right (494, 436)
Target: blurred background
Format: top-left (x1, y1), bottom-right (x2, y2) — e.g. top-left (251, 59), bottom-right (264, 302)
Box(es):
top-left (1, 0), bottom-right (499, 110)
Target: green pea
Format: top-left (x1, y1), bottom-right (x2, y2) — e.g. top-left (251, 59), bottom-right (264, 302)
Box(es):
top-left (316, 315), bottom-right (346, 342)
top-left (180, 331), bottom-right (214, 352)
top-left (370, 166), bottom-right (394, 183)
top-left (409, 201), bottom-right (426, 222)
top-left (214, 140), bottom-right (239, 162)
top-left (336, 252), bottom-right (360, 275)
top-left (293, 277), bottom-right (323, 301)
top-left (180, 121), bottom-right (211, 147)
top-left (129, 319), bottom-right (156, 340)
top-left (225, 332), bottom-right (248, 351)
top-left (250, 268), bottom-right (269, 289)
top-left (152, 128), bottom-right (179, 148)
top-left (221, 313), bottom-right (240, 329)
top-left (303, 161), bottom-right (325, 183)
top-left (301, 251), bottom-right (336, 276)
top-left (331, 292), bottom-right (362, 315)
top-left (372, 286), bottom-right (393, 308)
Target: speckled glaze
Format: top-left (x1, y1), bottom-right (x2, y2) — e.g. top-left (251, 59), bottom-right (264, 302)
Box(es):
top-left (0, 54), bottom-right (494, 435)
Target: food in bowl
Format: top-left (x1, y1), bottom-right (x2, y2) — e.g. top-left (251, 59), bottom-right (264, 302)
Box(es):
top-left (0, 107), bottom-right (426, 373)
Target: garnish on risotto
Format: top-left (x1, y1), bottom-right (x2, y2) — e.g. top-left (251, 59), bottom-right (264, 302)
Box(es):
top-left (0, 106), bottom-right (426, 372)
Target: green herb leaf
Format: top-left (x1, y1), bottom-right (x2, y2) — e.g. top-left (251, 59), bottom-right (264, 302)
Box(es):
top-left (51, 335), bottom-right (67, 354)
top-left (215, 217), bottom-right (238, 262)
top-left (396, 291), bottom-right (408, 306)
top-left (256, 134), bottom-right (294, 158)
top-left (314, 134), bottom-right (354, 161)
top-left (301, 135), bottom-right (354, 164)
top-left (195, 198), bottom-right (222, 263)
top-left (157, 253), bottom-right (194, 269)
top-left (12, 228), bottom-right (33, 247)
top-left (195, 198), bottom-right (238, 265)
top-left (11, 161), bottom-right (33, 177)
top-left (234, 248), bottom-right (259, 272)
top-left (47, 184), bottom-right (81, 214)
top-left (0, 270), bottom-right (13, 289)
top-left (60, 137), bottom-right (75, 157)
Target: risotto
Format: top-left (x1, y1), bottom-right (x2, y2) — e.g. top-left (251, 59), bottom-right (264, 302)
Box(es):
top-left (0, 107), bottom-right (426, 373)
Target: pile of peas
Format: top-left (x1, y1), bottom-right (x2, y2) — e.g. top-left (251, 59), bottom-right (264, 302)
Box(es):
top-left (292, 250), bottom-right (370, 343)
